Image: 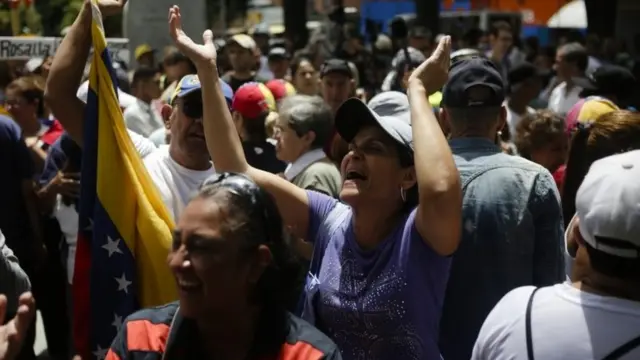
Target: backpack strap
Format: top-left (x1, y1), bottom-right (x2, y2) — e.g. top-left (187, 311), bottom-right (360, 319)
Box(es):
top-left (525, 287), bottom-right (540, 360)
top-left (602, 334), bottom-right (640, 360)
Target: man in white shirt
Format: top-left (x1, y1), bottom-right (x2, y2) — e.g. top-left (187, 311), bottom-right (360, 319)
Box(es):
top-left (504, 62), bottom-right (541, 141)
top-left (45, 2), bottom-right (232, 221)
top-left (548, 43), bottom-right (588, 116)
top-left (473, 150), bottom-right (640, 360)
top-left (143, 74), bottom-right (232, 219)
top-left (124, 67), bottom-right (164, 137)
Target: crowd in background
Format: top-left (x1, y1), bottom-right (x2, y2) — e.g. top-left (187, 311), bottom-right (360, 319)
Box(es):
top-left (0, 2), bottom-right (639, 359)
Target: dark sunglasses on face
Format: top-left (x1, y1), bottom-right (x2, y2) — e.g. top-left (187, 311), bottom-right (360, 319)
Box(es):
top-left (180, 95), bottom-right (233, 119)
top-left (181, 97), bottom-right (203, 119)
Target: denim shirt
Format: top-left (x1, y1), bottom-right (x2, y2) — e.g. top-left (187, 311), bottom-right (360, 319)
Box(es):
top-left (439, 138), bottom-right (565, 360)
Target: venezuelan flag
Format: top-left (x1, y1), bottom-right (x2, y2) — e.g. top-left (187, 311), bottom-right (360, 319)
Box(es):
top-left (73, 1), bottom-right (177, 358)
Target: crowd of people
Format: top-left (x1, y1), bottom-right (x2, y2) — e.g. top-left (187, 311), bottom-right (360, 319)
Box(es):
top-left (0, 0), bottom-right (639, 359)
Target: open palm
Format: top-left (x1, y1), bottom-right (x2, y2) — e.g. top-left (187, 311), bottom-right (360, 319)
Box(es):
top-left (0, 293), bottom-right (35, 360)
top-left (95, 0), bottom-right (127, 17)
top-left (168, 6), bottom-right (217, 69)
top-left (408, 35), bottom-right (452, 94)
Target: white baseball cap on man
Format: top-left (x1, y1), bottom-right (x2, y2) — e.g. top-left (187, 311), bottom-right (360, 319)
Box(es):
top-left (576, 149), bottom-right (640, 259)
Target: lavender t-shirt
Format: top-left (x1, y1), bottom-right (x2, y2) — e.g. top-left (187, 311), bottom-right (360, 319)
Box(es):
top-left (304, 190), bottom-right (451, 360)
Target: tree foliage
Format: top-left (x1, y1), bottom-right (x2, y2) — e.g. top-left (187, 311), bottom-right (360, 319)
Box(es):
top-left (1, 0), bottom-right (249, 37)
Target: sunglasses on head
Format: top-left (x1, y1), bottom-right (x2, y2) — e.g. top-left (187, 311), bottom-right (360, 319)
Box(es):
top-left (200, 173), bottom-right (272, 246)
top-left (201, 172), bottom-right (260, 202)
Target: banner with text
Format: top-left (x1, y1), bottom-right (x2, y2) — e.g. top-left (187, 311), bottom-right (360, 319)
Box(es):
top-left (0, 36), bottom-right (130, 64)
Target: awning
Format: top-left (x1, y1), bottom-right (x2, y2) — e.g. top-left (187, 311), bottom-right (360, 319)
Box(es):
top-left (547, 0), bottom-right (587, 28)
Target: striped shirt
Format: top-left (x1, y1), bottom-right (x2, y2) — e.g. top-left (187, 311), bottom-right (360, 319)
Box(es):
top-left (106, 302), bottom-right (342, 360)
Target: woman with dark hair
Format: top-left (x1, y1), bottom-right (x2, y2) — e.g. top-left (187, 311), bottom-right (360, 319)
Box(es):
top-left (562, 110), bottom-right (640, 279)
top-left (105, 172), bottom-right (341, 359)
top-left (169, 4), bottom-right (462, 359)
top-left (290, 56), bottom-right (319, 96)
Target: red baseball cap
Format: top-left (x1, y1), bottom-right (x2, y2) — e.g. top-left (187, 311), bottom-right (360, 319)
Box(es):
top-left (265, 79), bottom-right (296, 102)
top-left (232, 82), bottom-right (276, 119)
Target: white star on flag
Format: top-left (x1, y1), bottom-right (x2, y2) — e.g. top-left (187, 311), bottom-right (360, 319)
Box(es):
top-left (112, 313), bottom-right (123, 331)
top-left (93, 344), bottom-right (108, 360)
top-left (102, 236), bottom-right (123, 257)
top-left (114, 273), bottom-right (132, 294)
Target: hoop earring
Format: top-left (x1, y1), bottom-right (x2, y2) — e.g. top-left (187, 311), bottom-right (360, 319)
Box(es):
top-left (400, 187), bottom-right (407, 203)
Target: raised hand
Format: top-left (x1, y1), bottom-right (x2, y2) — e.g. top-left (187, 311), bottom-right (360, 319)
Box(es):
top-left (408, 35), bottom-right (452, 94)
top-left (168, 5), bottom-right (217, 70)
top-left (94, 0), bottom-right (128, 17)
top-left (0, 293), bottom-right (36, 360)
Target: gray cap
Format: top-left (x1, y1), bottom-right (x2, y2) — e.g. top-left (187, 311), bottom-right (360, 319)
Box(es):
top-left (368, 91), bottom-right (411, 125)
top-left (335, 93), bottom-right (413, 152)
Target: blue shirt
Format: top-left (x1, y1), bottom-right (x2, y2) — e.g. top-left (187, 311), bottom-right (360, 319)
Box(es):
top-left (438, 138), bottom-right (565, 360)
top-left (39, 133), bottom-right (68, 186)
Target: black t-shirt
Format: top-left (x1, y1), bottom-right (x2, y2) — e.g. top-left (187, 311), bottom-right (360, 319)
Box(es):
top-left (222, 73), bottom-right (269, 93)
top-left (0, 116), bottom-right (34, 259)
top-left (242, 141), bottom-right (286, 175)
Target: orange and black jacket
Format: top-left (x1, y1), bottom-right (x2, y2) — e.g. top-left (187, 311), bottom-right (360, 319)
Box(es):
top-left (105, 302), bottom-right (342, 360)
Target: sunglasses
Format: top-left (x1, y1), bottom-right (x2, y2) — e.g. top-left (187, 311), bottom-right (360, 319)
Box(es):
top-left (181, 96), bottom-right (203, 119)
top-left (180, 94), bottom-right (233, 120)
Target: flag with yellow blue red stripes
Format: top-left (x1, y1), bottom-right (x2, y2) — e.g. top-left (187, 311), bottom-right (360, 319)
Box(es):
top-left (73, 1), bottom-right (177, 358)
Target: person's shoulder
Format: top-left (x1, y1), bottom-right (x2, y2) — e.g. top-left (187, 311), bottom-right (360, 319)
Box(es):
top-left (306, 188), bottom-right (341, 209)
top-left (123, 103), bottom-right (138, 115)
top-left (0, 115), bottom-right (19, 135)
top-left (221, 72), bottom-right (233, 82)
top-left (142, 144), bottom-right (168, 166)
top-left (148, 128), bottom-right (168, 146)
top-left (300, 160), bottom-right (342, 191)
top-left (254, 74), bottom-right (271, 83)
top-left (284, 313), bottom-right (341, 358)
top-left (550, 81), bottom-right (566, 94)
top-left (492, 153), bottom-right (549, 174)
top-left (304, 158), bottom-right (340, 175)
top-left (479, 286), bottom-right (538, 338)
top-left (123, 301), bottom-right (179, 328)
top-left (501, 285), bottom-right (539, 307)
top-left (128, 129), bottom-right (158, 159)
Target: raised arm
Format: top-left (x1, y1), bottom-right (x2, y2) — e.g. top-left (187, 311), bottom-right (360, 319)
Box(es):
top-left (43, 1), bottom-right (92, 145)
top-left (168, 7), bottom-right (311, 239)
top-left (44, 0), bottom-right (127, 146)
top-left (407, 36), bottom-right (462, 256)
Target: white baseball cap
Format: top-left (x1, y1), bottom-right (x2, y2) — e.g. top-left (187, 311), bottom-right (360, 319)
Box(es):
top-left (576, 150), bottom-right (640, 259)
